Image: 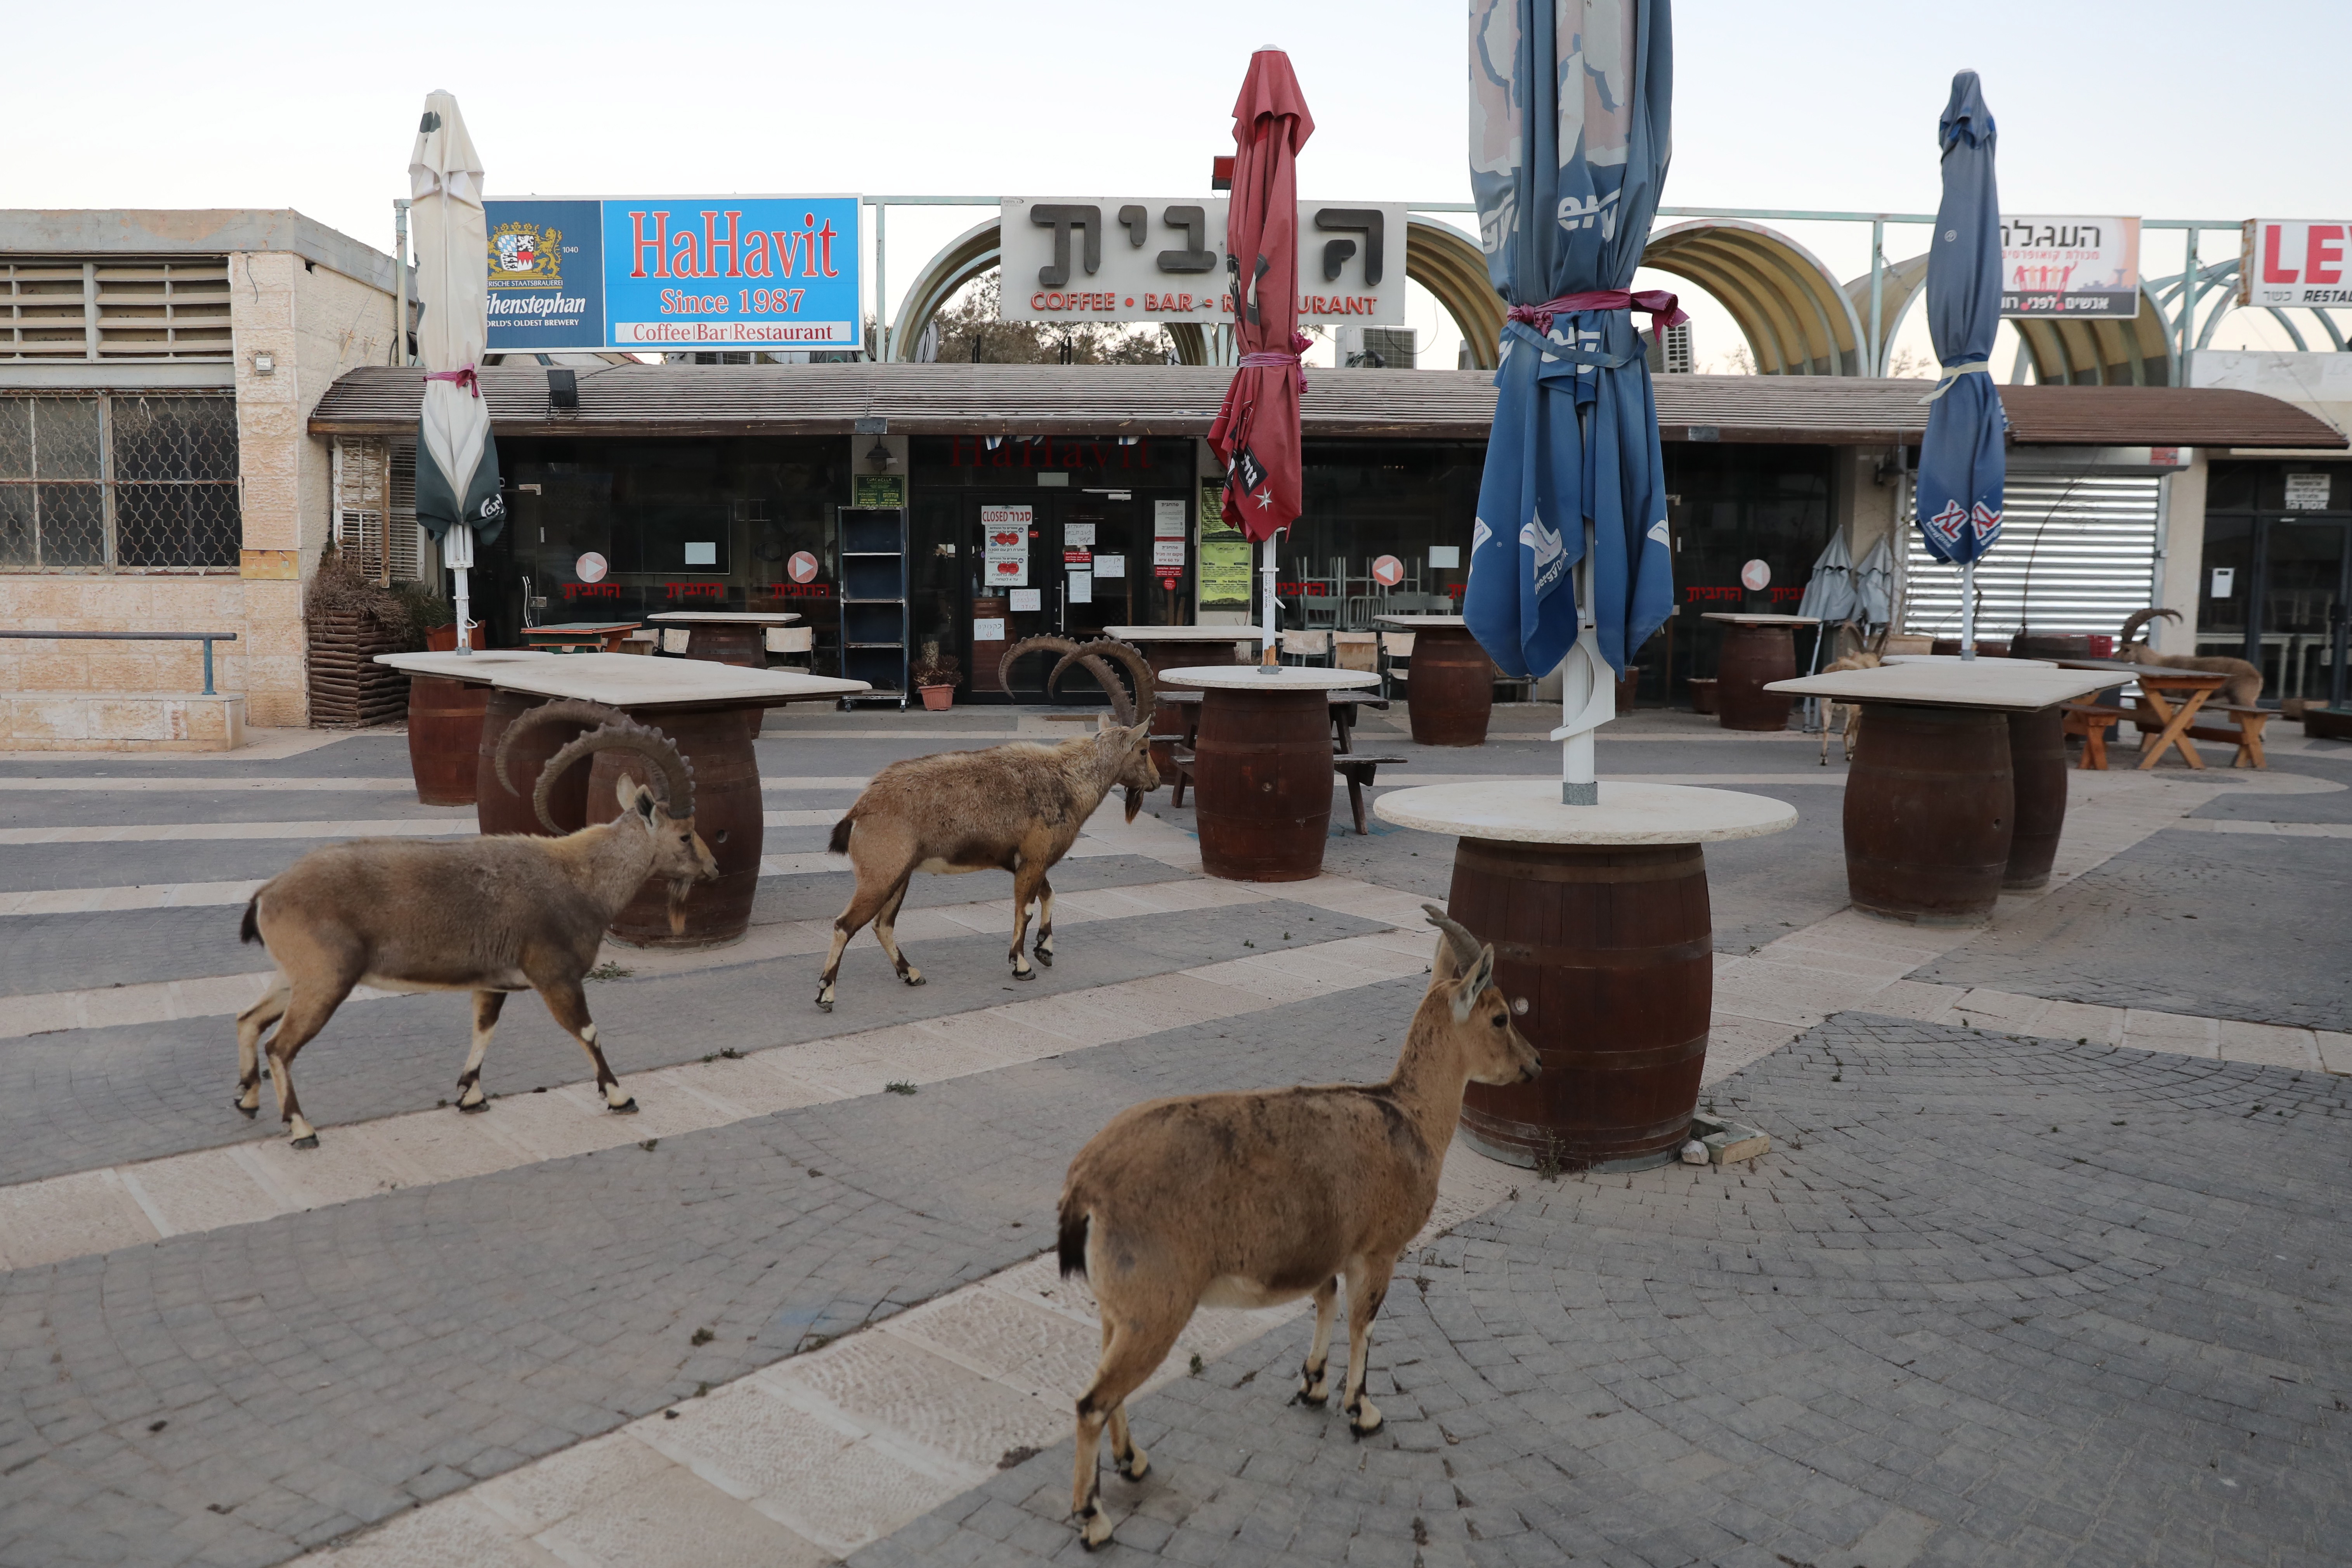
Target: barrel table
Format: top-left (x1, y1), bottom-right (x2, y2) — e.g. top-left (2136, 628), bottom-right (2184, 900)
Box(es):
top-left (1700, 613), bottom-right (1820, 731)
top-left (1102, 625), bottom-right (1264, 777)
top-left (382, 650), bottom-right (867, 948)
top-left (1373, 614), bottom-right (1490, 746)
top-left (647, 611), bottom-right (803, 669)
top-left (1162, 665), bottom-right (1377, 882)
top-left (1375, 780), bottom-right (1795, 1172)
top-left (382, 651), bottom-right (557, 810)
top-left (1767, 662), bottom-right (2116, 923)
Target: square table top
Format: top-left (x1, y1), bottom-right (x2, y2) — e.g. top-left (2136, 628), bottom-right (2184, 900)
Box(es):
top-left (1767, 662), bottom-right (2114, 711)
top-left (379, 650), bottom-right (862, 709)
top-left (1102, 625), bottom-right (1266, 642)
top-left (377, 650), bottom-right (556, 682)
top-left (645, 611), bottom-right (803, 624)
top-left (1700, 613), bottom-right (1822, 626)
top-left (522, 621), bottom-right (641, 635)
top-left (1158, 665), bottom-right (1379, 692)
top-left (1372, 614), bottom-right (1468, 629)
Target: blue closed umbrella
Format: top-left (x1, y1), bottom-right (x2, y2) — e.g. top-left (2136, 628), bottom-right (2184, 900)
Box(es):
top-left (1913, 70), bottom-right (2006, 658)
top-left (1466, 0), bottom-right (1678, 800)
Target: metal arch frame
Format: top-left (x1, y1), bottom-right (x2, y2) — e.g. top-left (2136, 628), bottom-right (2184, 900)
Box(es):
top-left (1641, 220), bottom-right (1866, 376)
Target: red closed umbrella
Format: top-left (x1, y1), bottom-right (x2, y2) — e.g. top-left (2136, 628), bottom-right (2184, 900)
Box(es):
top-left (1206, 49), bottom-right (1315, 659)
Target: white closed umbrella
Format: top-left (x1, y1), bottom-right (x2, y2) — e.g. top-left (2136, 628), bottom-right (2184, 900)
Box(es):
top-left (409, 90), bottom-right (503, 654)
top-left (1854, 536), bottom-right (1896, 628)
top-left (1797, 532), bottom-right (1858, 627)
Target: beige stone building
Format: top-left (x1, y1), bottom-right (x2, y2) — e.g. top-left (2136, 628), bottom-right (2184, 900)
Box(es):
top-left (1, 210), bottom-right (403, 745)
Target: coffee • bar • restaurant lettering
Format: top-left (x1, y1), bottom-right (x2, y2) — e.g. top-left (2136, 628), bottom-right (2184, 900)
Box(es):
top-left (998, 198), bottom-right (1407, 324)
top-left (482, 195), bottom-right (864, 353)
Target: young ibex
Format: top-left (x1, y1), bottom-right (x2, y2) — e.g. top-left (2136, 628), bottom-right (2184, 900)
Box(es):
top-left (2118, 607), bottom-right (2264, 707)
top-left (815, 636), bottom-right (1159, 1011)
top-left (1053, 907), bottom-right (1540, 1549)
top-left (234, 702), bottom-right (718, 1146)
top-left (1818, 620), bottom-right (1885, 765)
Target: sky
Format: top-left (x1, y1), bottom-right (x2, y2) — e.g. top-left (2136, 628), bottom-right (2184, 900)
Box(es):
top-left (7, 0), bottom-right (2347, 370)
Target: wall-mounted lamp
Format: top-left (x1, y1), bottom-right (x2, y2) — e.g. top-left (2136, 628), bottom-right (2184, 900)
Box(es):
top-left (866, 437), bottom-right (894, 470)
top-left (252, 352), bottom-right (275, 376)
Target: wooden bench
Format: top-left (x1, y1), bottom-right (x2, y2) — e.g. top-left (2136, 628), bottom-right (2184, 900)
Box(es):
top-left (2125, 701), bottom-right (2271, 769)
top-left (2062, 703), bottom-right (2127, 770)
top-left (1334, 756), bottom-right (1407, 834)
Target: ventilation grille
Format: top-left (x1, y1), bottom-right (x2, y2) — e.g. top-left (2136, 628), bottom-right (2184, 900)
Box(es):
top-left (1904, 474), bottom-right (2162, 639)
top-left (0, 259), bottom-right (234, 361)
top-left (331, 437), bottom-right (422, 582)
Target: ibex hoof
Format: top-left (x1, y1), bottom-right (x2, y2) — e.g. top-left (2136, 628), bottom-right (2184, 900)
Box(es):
top-left (1034, 948), bottom-right (1053, 967)
top-left (1115, 1449), bottom-right (1149, 1481)
top-left (900, 972), bottom-right (925, 987)
top-left (1297, 1367), bottom-right (1329, 1405)
top-left (458, 1098), bottom-right (489, 1114)
top-left (232, 1100), bottom-right (257, 1120)
top-left (291, 1134), bottom-right (319, 1150)
top-left (1078, 1506), bottom-right (1114, 1549)
top-left (1347, 1401), bottom-right (1384, 1438)
top-left (1012, 966), bottom-right (1036, 982)
top-left (608, 1098), bottom-right (640, 1115)
top-left (816, 997), bottom-right (834, 1013)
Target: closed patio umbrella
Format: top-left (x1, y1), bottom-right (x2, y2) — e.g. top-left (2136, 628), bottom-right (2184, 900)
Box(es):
top-left (409, 90), bottom-right (504, 654)
top-left (1913, 70), bottom-right (2005, 661)
top-left (1205, 49), bottom-right (1314, 667)
top-left (1464, 0), bottom-right (1678, 801)
top-left (1796, 531), bottom-right (1858, 693)
top-left (1853, 535), bottom-right (1896, 628)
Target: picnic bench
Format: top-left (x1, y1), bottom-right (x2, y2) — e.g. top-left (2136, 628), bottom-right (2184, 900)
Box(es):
top-left (1157, 687), bottom-right (1407, 834)
top-left (2052, 664), bottom-right (2264, 770)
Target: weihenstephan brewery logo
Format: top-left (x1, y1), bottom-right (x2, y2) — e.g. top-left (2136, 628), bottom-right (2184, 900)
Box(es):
top-left (488, 221), bottom-right (563, 288)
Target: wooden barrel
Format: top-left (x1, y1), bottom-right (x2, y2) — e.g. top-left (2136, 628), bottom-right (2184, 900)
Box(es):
top-left (1138, 637), bottom-right (1241, 776)
top-left (406, 675), bottom-right (487, 806)
top-left (1451, 838), bottom-right (1713, 1172)
top-left (474, 690), bottom-right (592, 838)
top-left (586, 706), bottom-right (762, 948)
top-left (1715, 623), bottom-right (1796, 731)
top-left (2005, 706), bottom-right (2068, 890)
top-left (1845, 702), bottom-right (2015, 923)
top-left (1403, 626), bottom-right (1492, 746)
top-left (668, 623), bottom-right (767, 668)
top-left (1193, 687), bottom-right (1334, 882)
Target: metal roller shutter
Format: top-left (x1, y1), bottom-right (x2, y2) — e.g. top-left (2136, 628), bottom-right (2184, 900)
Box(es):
top-left (1903, 472), bottom-right (2162, 640)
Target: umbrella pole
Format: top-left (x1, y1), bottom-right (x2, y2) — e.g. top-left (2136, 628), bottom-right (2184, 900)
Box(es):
top-left (1259, 532), bottom-right (1281, 670)
top-left (444, 523), bottom-right (475, 658)
top-left (1959, 558), bottom-right (1977, 661)
top-left (1549, 521), bottom-right (1614, 807)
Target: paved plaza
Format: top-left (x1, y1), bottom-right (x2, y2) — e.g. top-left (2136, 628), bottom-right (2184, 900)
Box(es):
top-left (0, 704), bottom-right (2345, 1568)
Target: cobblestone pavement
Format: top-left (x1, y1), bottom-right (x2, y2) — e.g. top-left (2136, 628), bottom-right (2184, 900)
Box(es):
top-left (858, 1018), bottom-right (2352, 1568)
top-left (0, 711), bottom-right (2342, 1568)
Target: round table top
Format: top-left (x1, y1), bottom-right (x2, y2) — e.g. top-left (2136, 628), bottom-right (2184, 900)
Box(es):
top-left (1700, 613), bottom-right (1821, 626)
top-left (1100, 625), bottom-right (1266, 643)
top-left (1885, 653), bottom-right (2055, 667)
top-left (1375, 780), bottom-right (1799, 845)
top-left (376, 650), bottom-right (557, 682)
top-left (1372, 614), bottom-right (1468, 629)
top-left (524, 621), bottom-right (640, 634)
top-left (1160, 664), bottom-right (1379, 692)
top-left (646, 611), bottom-right (803, 624)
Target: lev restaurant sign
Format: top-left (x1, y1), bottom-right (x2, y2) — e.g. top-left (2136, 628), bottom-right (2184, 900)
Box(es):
top-left (998, 198), bottom-right (1407, 324)
top-left (1999, 216), bottom-right (2140, 319)
top-left (482, 196), bottom-right (863, 353)
top-left (2241, 220), bottom-right (2352, 308)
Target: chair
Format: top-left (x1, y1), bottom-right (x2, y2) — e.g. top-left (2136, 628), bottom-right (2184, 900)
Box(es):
top-left (766, 626), bottom-right (815, 669)
top-left (1280, 629), bottom-right (1333, 667)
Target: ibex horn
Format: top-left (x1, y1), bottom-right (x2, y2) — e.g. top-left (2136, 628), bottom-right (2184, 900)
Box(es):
top-left (1422, 904), bottom-right (1483, 971)
top-left (998, 634), bottom-right (1082, 697)
top-left (532, 719), bottom-right (696, 832)
top-left (1066, 638), bottom-right (1157, 723)
top-left (1045, 649), bottom-right (1129, 722)
top-left (495, 699), bottom-right (627, 798)
top-left (2118, 607), bottom-right (2179, 645)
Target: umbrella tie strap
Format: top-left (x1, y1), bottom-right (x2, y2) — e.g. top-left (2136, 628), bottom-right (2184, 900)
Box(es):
top-left (425, 366), bottom-right (481, 399)
top-left (1507, 288), bottom-right (1689, 339)
top-left (1918, 360), bottom-right (1991, 404)
top-left (1237, 349), bottom-right (1308, 394)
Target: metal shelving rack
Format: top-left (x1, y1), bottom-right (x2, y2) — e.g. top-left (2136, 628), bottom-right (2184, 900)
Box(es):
top-left (837, 506), bottom-right (909, 708)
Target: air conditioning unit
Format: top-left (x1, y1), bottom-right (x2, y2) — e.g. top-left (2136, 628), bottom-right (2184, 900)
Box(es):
top-left (1334, 325), bottom-right (1417, 369)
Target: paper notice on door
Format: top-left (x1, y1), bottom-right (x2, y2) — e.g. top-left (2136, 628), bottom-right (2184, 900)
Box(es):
top-left (980, 504), bottom-right (1032, 587)
top-left (1152, 539), bottom-right (1186, 567)
top-left (973, 618), bottom-right (1006, 643)
top-left (1093, 553), bottom-right (1125, 578)
top-left (1010, 588), bottom-right (1041, 611)
top-left (1065, 522), bottom-right (1097, 547)
top-left (1154, 499), bottom-right (1186, 537)
top-left (1068, 570), bottom-right (1093, 604)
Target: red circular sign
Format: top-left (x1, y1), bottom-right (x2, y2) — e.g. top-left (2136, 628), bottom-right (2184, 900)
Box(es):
top-left (1740, 559), bottom-right (1772, 591)
top-left (1372, 554), bottom-right (1404, 587)
top-left (574, 552), bottom-right (607, 584)
top-left (787, 550), bottom-right (819, 584)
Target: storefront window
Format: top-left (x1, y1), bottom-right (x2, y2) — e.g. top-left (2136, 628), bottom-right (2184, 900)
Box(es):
top-left (1290, 440), bottom-right (1483, 610)
top-left (1661, 445), bottom-right (1833, 697)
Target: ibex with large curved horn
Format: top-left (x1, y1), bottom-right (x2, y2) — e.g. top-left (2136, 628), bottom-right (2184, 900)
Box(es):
top-left (815, 636), bottom-right (1160, 1011)
top-left (233, 701), bottom-right (718, 1146)
top-left (1052, 907), bottom-right (1541, 1549)
top-left (2117, 607), bottom-right (2263, 708)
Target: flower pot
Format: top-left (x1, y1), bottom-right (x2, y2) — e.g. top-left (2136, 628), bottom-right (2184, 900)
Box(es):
top-left (918, 683), bottom-right (955, 711)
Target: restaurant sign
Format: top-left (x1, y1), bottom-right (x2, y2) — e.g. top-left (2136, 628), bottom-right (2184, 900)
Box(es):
top-left (2000, 216), bottom-right (2140, 318)
top-left (2240, 220), bottom-right (2352, 308)
top-left (998, 198), bottom-right (1407, 324)
top-left (483, 196), bottom-right (863, 353)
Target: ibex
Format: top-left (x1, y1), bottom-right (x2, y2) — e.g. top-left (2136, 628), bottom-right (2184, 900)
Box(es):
top-left (234, 702), bottom-right (717, 1146)
top-left (815, 636), bottom-right (1159, 1011)
top-left (2118, 607), bottom-right (2263, 708)
top-left (1053, 907), bottom-right (1540, 1549)
top-left (1818, 620), bottom-right (1884, 766)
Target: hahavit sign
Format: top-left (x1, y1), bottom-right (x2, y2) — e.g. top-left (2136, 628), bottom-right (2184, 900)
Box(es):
top-left (2240, 220), bottom-right (2352, 309)
top-left (1999, 216), bottom-right (2140, 319)
top-left (483, 196), bottom-right (862, 353)
top-left (998, 198), bottom-right (1406, 324)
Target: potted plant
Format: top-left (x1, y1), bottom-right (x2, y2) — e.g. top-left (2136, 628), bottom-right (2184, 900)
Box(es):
top-left (912, 642), bottom-right (961, 710)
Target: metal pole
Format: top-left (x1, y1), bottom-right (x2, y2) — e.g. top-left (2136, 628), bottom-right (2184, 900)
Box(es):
top-left (875, 201), bottom-right (888, 363)
top-left (202, 637), bottom-right (215, 696)
top-left (392, 199), bottom-right (411, 366)
top-left (2180, 226), bottom-right (2200, 384)
top-left (1259, 532), bottom-right (1281, 669)
top-left (1959, 558), bottom-right (1977, 660)
top-left (1868, 218), bottom-right (1885, 376)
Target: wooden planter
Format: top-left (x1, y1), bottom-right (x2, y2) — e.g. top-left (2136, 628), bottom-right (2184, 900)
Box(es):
top-left (307, 612), bottom-right (409, 728)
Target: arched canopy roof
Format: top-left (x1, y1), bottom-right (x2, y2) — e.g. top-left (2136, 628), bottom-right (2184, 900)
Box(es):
top-left (1640, 220), bottom-right (1866, 376)
top-left (1850, 255), bottom-right (2177, 386)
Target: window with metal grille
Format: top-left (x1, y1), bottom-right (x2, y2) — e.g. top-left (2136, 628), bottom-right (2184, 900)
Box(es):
top-left (1903, 473), bottom-right (2161, 639)
top-left (0, 259), bottom-right (233, 361)
top-left (0, 394), bottom-right (240, 571)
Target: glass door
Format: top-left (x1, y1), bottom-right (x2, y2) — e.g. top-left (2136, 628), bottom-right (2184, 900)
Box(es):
top-left (970, 495), bottom-right (1045, 698)
top-left (2259, 518), bottom-right (2350, 708)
